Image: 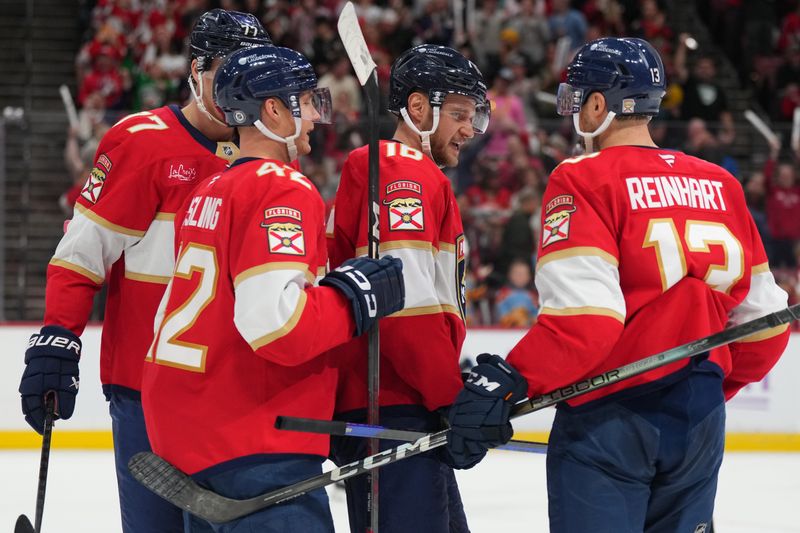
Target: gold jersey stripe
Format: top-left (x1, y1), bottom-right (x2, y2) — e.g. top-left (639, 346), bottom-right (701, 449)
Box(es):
top-left (75, 204), bottom-right (147, 237)
top-left (249, 291), bottom-right (308, 350)
top-left (389, 304), bottom-right (462, 318)
top-left (124, 271), bottom-right (171, 284)
top-left (736, 323), bottom-right (789, 343)
top-left (539, 306), bottom-right (625, 323)
top-left (48, 258), bottom-right (103, 284)
top-left (154, 212), bottom-right (176, 221)
top-left (536, 247), bottom-right (619, 271)
top-left (751, 263), bottom-right (771, 275)
top-left (234, 262), bottom-right (314, 288)
top-left (356, 240), bottom-right (434, 257)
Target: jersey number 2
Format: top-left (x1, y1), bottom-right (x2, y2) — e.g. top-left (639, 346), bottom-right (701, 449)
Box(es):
top-left (150, 244), bottom-right (218, 371)
top-left (643, 219), bottom-right (743, 294)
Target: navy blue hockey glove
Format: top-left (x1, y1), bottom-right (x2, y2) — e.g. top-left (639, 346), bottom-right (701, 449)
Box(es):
top-left (443, 354), bottom-right (528, 469)
top-left (19, 325), bottom-right (81, 434)
top-left (320, 255), bottom-right (404, 337)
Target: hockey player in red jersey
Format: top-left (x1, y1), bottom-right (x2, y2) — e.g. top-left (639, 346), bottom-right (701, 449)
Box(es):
top-left (326, 45), bottom-right (491, 532)
top-left (17, 10), bottom-right (270, 533)
top-left (446, 38), bottom-right (791, 532)
top-left (141, 44), bottom-right (404, 532)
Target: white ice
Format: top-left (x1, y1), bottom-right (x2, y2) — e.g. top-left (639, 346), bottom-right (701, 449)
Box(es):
top-left (2, 449), bottom-right (799, 532)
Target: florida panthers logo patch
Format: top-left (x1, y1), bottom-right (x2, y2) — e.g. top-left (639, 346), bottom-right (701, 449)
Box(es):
top-left (264, 222), bottom-right (305, 256)
top-left (385, 197), bottom-right (424, 231)
top-left (542, 195), bottom-right (576, 248)
top-left (80, 166), bottom-right (107, 204)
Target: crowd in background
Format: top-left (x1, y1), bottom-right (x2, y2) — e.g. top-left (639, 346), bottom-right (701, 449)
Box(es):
top-left (66, 0), bottom-right (800, 328)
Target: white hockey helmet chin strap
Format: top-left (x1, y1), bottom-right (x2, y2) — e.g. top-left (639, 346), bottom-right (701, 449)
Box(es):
top-left (189, 71), bottom-right (229, 128)
top-left (400, 106), bottom-right (441, 162)
top-left (254, 118), bottom-right (303, 162)
top-left (572, 110), bottom-right (616, 153)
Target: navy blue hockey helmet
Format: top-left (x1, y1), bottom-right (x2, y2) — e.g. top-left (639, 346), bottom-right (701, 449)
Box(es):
top-left (388, 45), bottom-right (490, 134)
top-left (556, 37), bottom-right (666, 117)
top-left (190, 9), bottom-right (271, 72)
top-left (214, 45), bottom-right (332, 127)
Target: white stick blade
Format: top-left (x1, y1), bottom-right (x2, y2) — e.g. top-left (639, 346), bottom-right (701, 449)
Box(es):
top-left (744, 109), bottom-right (780, 148)
top-left (337, 2), bottom-right (377, 86)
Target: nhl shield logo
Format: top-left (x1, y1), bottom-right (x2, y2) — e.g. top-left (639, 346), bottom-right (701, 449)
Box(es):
top-left (385, 197), bottom-right (424, 231)
top-left (80, 166), bottom-right (107, 204)
top-left (265, 222), bottom-right (305, 256)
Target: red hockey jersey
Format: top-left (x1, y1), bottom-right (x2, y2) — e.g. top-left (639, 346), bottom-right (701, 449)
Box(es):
top-left (45, 105), bottom-right (237, 396)
top-left (506, 146), bottom-right (790, 405)
top-left (327, 140), bottom-right (466, 414)
top-left (141, 158), bottom-right (355, 474)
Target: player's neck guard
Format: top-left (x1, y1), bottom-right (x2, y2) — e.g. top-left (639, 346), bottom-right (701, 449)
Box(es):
top-left (189, 72), bottom-right (229, 128)
top-left (400, 106), bottom-right (441, 164)
top-left (254, 117), bottom-right (302, 162)
top-left (572, 111), bottom-right (616, 153)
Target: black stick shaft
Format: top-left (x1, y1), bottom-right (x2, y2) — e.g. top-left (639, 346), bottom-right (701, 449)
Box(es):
top-left (35, 395), bottom-right (55, 533)
top-left (364, 69), bottom-right (381, 533)
top-left (275, 416), bottom-right (548, 453)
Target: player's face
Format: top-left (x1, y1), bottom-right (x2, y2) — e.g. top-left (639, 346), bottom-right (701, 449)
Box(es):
top-left (196, 58), bottom-right (227, 123)
top-left (430, 94), bottom-right (477, 167)
top-left (294, 91), bottom-right (320, 157)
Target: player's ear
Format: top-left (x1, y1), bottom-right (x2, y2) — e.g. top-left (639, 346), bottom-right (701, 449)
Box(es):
top-left (190, 59), bottom-right (201, 86)
top-left (587, 92), bottom-right (607, 117)
top-left (406, 92), bottom-right (428, 123)
top-left (261, 98), bottom-right (283, 128)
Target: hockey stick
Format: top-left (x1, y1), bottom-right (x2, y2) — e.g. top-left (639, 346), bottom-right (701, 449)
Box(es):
top-left (129, 304), bottom-right (799, 523)
top-left (337, 3), bottom-right (381, 531)
top-left (15, 394), bottom-right (56, 533)
top-left (274, 416), bottom-right (548, 454)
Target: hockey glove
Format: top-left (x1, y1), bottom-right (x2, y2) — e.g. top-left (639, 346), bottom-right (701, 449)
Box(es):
top-left (443, 353), bottom-right (528, 469)
top-left (19, 325), bottom-right (81, 434)
top-left (320, 256), bottom-right (405, 337)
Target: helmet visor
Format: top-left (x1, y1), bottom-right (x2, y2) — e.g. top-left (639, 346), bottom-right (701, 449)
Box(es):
top-left (556, 83), bottom-right (585, 116)
top-left (473, 100), bottom-right (491, 134)
top-left (299, 88), bottom-right (333, 124)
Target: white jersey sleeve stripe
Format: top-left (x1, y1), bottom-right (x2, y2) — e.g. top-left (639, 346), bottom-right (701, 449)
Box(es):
top-left (434, 248), bottom-right (459, 313)
top-left (51, 208), bottom-right (140, 283)
top-left (378, 246), bottom-right (439, 310)
top-left (535, 253), bottom-right (626, 322)
top-left (234, 262), bottom-right (315, 288)
top-left (536, 246), bottom-right (619, 271)
top-left (729, 270), bottom-right (788, 332)
top-left (124, 218), bottom-right (176, 283)
top-left (234, 268), bottom-right (308, 351)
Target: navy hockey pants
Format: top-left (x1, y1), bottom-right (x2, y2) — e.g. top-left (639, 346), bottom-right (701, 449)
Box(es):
top-left (184, 454), bottom-right (334, 533)
top-left (330, 406), bottom-right (471, 533)
top-left (109, 393), bottom-right (183, 533)
top-left (546, 369), bottom-right (725, 533)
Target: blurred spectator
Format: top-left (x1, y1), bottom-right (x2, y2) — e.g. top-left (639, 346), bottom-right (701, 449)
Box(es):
top-left (675, 43), bottom-right (735, 145)
top-left (744, 170), bottom-right (773, 258)
top-left (78, 43), bottom-right (126, 108)
top-left (494, 187), bottom-right (539, 280)
top-left (495, 259), bottom-right (539, 328)
top-left (764, 147), bottom-right (800, 268)
top-left (318, 55), bottom-right (362, 117)
top-left (683, 118), bottom-right (724, 163)
top-left (508, 0), bottom-right (550, 70)
top-left (547, 0), bottom-right (588, 52)
top-left (470, 0), bottom-right (506, 74)
top-left (484, 69), bottom-right (528, 158)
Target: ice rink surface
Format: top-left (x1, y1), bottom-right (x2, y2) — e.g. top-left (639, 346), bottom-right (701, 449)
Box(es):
top-left (2, 449), bottom-right (799, 532)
